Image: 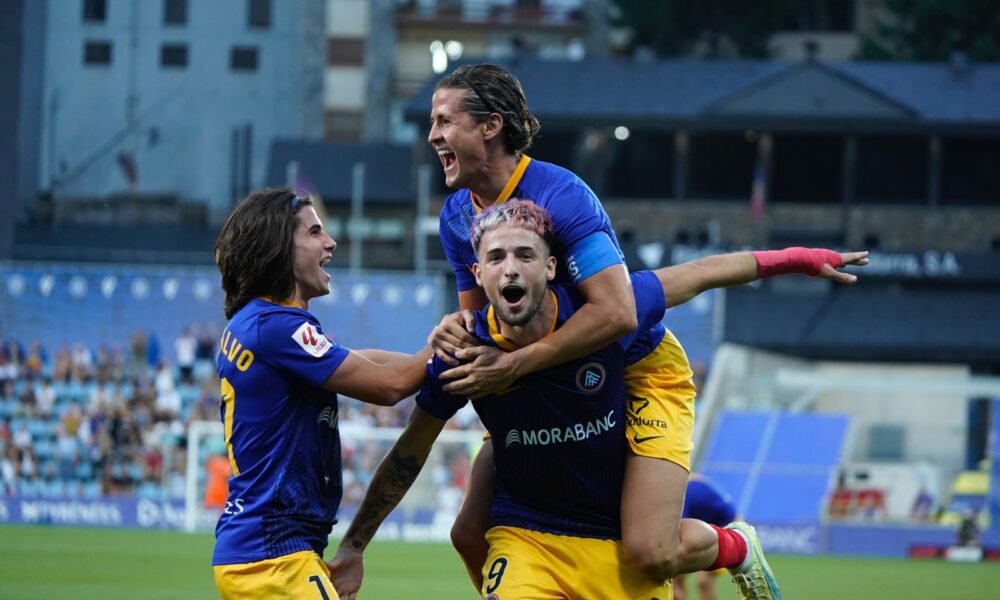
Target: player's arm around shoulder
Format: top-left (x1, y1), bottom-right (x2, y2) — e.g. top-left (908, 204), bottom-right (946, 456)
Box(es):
top-left (322, 346), bottom-right (432, 406)
top-left (328, 406), bottom-right (447, 598)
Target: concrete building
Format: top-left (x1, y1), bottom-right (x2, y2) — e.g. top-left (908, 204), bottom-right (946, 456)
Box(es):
top-left (21, 0), bottom-right (325, 224)
top-left (325, 0), bottom-right (595, 144)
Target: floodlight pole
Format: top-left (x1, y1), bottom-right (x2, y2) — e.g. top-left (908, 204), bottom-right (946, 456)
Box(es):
top-left (350, 162), bottom-right (365, 273)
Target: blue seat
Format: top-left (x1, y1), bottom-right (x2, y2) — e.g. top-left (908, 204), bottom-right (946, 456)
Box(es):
top-left (699, 410), bottom-right (850, 525)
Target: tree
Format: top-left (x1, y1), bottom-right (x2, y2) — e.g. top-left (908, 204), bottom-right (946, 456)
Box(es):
top-left (612, 0), bottom-right (801, 58)
top-left (860, 0), bottom-right (1000, 61)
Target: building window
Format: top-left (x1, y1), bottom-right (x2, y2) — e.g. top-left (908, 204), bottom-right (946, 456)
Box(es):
top-left (248, 0), bottom-right (271, 29)
top-left (82, 0), bottom-right (107, 23)
top-left (160, 43), bottom-right (188, 68)
top-left (771, 134), bottom-right (842, 203)
top-left (231, 47), bottom-right (259, 71)
top-left (327, 39), bottom-right (366, 67)
top-left (83, 41), bottom-right (112, 66)
top-left (164, 0), bottom-right (188, 25)
top-left (856, 136), bottom-right (927, 203)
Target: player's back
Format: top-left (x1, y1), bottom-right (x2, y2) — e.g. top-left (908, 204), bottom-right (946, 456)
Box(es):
top-left (439, 157), bottom-right (623, 289)
top-left (213, 299), bottom-right (346, 566)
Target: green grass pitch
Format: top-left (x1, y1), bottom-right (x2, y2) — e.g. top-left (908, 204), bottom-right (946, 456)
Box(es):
top-left (1, 524), bottom-right (998, 599)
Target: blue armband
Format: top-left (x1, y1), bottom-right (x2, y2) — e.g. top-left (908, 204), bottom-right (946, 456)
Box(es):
top-left (564, 232), bottom-right (624, 284)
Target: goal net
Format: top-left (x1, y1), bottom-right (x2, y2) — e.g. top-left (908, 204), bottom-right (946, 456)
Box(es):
top-left (184, 419), bottom-right (485, 539)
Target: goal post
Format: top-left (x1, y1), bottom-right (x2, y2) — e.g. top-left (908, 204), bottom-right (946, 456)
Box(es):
top-left (184, 419), bottom-right (486, 538)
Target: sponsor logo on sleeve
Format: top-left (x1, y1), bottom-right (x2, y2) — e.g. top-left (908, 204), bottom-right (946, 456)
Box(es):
top-left (292, 321), bottom-right (332, 357)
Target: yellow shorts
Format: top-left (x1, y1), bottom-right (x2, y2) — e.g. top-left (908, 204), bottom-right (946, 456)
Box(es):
top-left (482, 526), bottom-right (671, 599)
top-left (624, 328), bottom-right (696, 470)
top-left (213, 550), bottom-right (339, 600)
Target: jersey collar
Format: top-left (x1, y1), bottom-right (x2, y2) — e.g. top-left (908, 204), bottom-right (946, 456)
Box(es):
top-left (471, 154), bottom-right (532, 212)
top-left (259, 296), bottom-right (306, 309)
top-left (486, 289), bottom-right (558, 351)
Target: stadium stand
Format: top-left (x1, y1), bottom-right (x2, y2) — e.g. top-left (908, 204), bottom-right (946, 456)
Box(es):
top-left (700, 410), bottom-right (851, 525)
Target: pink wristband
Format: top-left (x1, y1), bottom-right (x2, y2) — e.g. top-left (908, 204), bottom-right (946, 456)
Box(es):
top-left (752, 247), bottom-right (844, 278)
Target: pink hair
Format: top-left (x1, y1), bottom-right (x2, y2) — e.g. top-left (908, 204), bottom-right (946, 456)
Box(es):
top-left (471, 199), bottom-right (555, 253)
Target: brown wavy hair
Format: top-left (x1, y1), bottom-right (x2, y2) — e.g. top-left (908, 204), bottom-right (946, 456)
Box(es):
top-left (215, 187), bottom-right (313, 319)
top-left (436, 64), bottom-right (541, 156)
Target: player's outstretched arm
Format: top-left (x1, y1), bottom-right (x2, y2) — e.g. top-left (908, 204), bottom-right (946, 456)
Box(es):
top-left (323, 347), bottom-right (433, 406)
top-left (328, 407), bottom-right (446, 598)
top-left (655, 248), bottom-right (870, 308)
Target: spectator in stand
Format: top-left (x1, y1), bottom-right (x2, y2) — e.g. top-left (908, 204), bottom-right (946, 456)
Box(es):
top-left (153, 361), bottom-right (182, 422)
top-left (1, 445), bottom-right (17, 495)
top-left (0, 344), bottom-right (16, 384)
top-left (17, 384), bottom-right (37, 417)
top-left (52, 345), bottom-right (72, 382)
top-left (0, 417), bottom-right (11, 445)
top-left (23, 341), bottom-right (45, 379)
top-left (12, 422), bottom-right (32, 451)
top-left (193, 322), bottom-right (218, 380)
top-left (175, 328), bottom-right (197, 385)
top-left (147, 333), bottom-right (161, 370)
top-left (70, 344), bottom-right (93, 382)
top-left (910, 486), bottom-right (934, 521)
top-left (4, 340), bottom-right (23, 380)
top-left (129, 330), bottom-right (148, 377)
top-left (35, 377), bottom-right (56, 419)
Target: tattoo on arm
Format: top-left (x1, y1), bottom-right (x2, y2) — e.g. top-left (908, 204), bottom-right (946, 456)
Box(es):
top-left (344, 446), bottom-right (425, 550)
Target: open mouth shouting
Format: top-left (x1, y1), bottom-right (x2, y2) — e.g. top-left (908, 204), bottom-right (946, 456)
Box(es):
top-left (437, 148), bottom-right (457, 174)
top-left (320, 256), bottom-right (332, 281)
top-left (500, 283), bottom-right (527, 310)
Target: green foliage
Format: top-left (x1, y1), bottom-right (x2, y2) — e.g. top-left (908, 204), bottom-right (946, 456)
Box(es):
top-left (860, 0), bottom-right (1000, 61)
top-left (612, 0), bottom-right (801, 58)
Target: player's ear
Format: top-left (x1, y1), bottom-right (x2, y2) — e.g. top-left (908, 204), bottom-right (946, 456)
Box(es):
top-left (545, 255), bottom-right (556, 281)
top-left (472, 263), bottom-right (483, 287)
top-left (482, 113), bottom-right (503, 141)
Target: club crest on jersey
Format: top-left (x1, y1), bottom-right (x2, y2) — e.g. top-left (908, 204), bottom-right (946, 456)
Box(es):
top-left (575, 362), bottom-right (605, 392)
top-left (292, 321), bottom-right (331, 357)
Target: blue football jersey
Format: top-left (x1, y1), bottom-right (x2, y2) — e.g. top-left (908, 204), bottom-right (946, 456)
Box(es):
top-left (212, 298), bottom-right (351, 566)
top-left (439, 155), bottom-right (626, 291)
top-left (417, 271), bottom-right (666, 540)
top-left (439, 154), bottom-right (666, 362)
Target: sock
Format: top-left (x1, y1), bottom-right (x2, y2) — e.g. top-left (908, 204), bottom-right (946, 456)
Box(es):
top-left (708, 524), bottom-right (748, 571)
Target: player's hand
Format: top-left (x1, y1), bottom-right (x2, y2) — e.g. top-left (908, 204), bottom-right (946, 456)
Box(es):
top-left (428, 310), bottom-right (479, 366)
top-left (440, 346), bottom-right (518, 399)
top-left (327, 545), bottom-right (365, 600)
top-left (816, 250), bottom-right (869, 284)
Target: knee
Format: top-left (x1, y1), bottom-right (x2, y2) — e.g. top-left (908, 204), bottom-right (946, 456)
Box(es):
top-left (622, 534), bottom-right (681, 580)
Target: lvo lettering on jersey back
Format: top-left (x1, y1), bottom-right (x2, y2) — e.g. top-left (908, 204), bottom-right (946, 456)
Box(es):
top-left (220, 330), bottom-right (255, 372)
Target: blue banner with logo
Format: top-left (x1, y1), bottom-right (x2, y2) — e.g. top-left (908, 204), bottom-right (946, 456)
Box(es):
top-left (0, 496), bottom-right (187, 529)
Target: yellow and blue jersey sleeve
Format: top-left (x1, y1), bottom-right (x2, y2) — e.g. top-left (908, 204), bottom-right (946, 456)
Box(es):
top-left (439, 191), bottom-right (480, 291)
top-left (539, 180), bottom-right (624, 284)
top-left (415, 355), bottom-right (470, 421)
top-left (255, 309), bottom-right (351, 387)
top-left (617, 271), bottom-right (666, 349)
top-left (438, 159), bottom-right (627, 292)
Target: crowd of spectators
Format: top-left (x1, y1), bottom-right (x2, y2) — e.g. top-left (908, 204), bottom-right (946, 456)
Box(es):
top-left (0, 328), bottom-right (485, 507)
